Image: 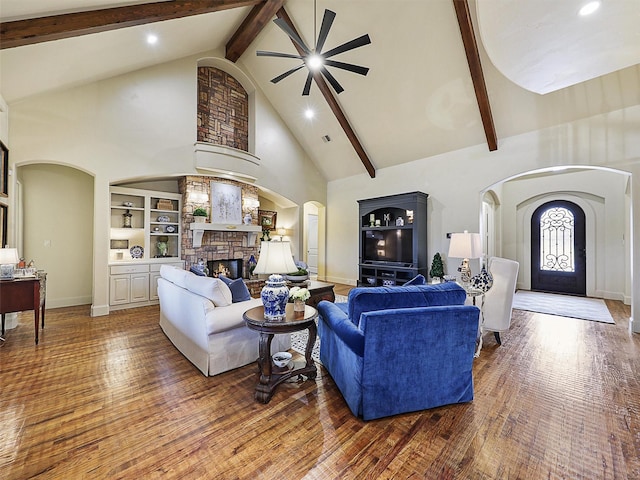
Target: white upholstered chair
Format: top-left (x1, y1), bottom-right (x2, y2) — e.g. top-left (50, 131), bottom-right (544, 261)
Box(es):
top-left (481, 257), bottom-right (519, 345)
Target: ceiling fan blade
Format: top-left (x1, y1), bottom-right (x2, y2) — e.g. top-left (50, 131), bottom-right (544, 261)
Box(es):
top-left (271, 64), bottom-right (306, 84)
top-left (315, 9), bottom-right (336, 54)
top-left (324, 59), bottom-right (369, 76)
top-left (302, 72), bottom-right (313, 96)
top-left (323, 34), bottom-right (371, 59)
top-left (320, 66), bottom-right (344, 94)
top-left (273, 18), bottom-right (311, 55)
top-left (257, 50), bottom-right (303, 60)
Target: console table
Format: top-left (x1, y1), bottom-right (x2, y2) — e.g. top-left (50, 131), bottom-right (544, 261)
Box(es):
top-left (0, 274), bottom-right (47, 344)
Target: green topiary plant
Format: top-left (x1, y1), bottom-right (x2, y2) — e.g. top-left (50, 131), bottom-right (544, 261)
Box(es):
top-left (429, 252), bottom-right (445, 279)
top-left (193, 207), bottom-right (208, 217)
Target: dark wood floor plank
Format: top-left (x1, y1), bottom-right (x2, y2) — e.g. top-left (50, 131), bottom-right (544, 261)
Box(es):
top-left (0, 291), bottom-right (639, 479)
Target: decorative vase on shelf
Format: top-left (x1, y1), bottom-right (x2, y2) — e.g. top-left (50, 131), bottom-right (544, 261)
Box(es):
top-left (293, 298), bottom-right (306, 312)
top-left (244, 213), bottom-right (252, 225)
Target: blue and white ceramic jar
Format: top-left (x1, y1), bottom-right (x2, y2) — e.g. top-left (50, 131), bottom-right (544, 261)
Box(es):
top-left (261, 274), bottom-right (289, 320)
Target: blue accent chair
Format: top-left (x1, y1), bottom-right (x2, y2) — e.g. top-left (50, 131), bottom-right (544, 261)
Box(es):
top-left (317, 282), bottom-right (480, 420)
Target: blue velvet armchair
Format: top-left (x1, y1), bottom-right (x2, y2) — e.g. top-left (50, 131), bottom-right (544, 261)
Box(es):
top-left (317, 282), bottom-right (480, 420)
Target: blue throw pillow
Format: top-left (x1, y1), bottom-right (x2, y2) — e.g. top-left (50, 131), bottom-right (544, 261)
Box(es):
top-left (189, 266), bottom-right (207, 276)
top-left (404, 274), bottom-right (426, 286)
top-left (219, 276), bottom-right (252, 302)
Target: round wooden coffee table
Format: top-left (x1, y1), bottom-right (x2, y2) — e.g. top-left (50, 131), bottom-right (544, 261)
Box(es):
top-left (243, 303), bottom-right (318, 404)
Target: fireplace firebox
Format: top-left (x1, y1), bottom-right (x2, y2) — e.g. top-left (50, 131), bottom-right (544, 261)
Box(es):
top-left (207, 259), bottom-right (244, 279)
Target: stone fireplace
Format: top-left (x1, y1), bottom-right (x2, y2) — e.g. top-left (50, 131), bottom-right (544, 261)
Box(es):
top-left (179, 176), bottom-right (261, 278)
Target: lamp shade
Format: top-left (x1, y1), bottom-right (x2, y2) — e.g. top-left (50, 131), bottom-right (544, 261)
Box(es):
top-left (253, 241), bottom-right (298, 274)
top-left (0, 247), bottom-right (20, 265)
top-left (448, 231), bottom-right (482, 259)
top-left (0, 247), bottom-right (20, 280)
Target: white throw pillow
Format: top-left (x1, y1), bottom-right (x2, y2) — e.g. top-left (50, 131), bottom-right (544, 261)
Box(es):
top-left (160, 264), bottom-right (190, 289)
top-left (184, 274), bottom-right (232, 307)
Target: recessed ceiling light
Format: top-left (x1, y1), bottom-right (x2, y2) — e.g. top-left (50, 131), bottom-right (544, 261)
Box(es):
top-left (579, 1), bottom-right (600, 16)
top-left (146, 34), bottom-right (158, 45)
top-left (304, 108), bottom-right (315, 119)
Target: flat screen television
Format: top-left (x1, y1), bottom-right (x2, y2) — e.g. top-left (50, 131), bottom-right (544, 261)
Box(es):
top-left (362, 229), bottom-right (413, 266)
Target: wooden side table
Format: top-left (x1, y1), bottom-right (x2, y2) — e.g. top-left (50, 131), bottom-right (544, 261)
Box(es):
top-left (0, 273), bottom-right (47, 344)
top-left (244, 303), bottom-right (318, 404)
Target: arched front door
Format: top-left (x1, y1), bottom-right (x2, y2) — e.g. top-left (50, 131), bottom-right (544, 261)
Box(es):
top-left (531, 200), bottom-right (586, 295)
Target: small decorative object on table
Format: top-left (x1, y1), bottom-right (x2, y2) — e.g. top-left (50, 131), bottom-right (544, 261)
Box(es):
top-left (429, 252), bottom-right (445, 282)
top-left (289, 286), bottom-right (310, 312)
top-left (272, 351), bottom-right (292, 368)
top-left (470, 257), bottom-right (493, 293)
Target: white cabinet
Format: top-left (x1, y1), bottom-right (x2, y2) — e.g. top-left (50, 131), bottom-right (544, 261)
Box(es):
top-left (109, 264), bottom-right (150, 307)
top-left (149, 262), bottom-right (183, 301)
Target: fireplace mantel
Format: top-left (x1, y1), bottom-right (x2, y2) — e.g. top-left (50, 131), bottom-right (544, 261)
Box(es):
top-left (190, 223), bottom-right (262, 248)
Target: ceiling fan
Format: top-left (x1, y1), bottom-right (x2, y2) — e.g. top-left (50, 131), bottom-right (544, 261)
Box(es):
top-left (257, 7), bottom-right (371, 96)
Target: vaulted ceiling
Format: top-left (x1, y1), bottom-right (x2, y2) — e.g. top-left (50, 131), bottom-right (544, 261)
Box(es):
top-left (1, 0), bottom-right (639, 182)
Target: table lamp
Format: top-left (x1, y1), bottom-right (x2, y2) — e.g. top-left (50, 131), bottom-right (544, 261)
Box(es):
top-left (0, 247), bottom-right (20, 280)
top-left (448, 231), bottom-right (482, 284)
top-left (253, 241), bottom-right (298, 320)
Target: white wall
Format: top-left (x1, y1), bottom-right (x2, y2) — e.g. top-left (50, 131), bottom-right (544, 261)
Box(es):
top-left (7, 51), bottom-right (326, 315)
top-left (326, 105), bottom-right (640, 331)
top-left (19, 164), bottom-right (94, 307)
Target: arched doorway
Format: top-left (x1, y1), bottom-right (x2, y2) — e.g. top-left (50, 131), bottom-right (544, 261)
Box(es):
top-left (531, 200), bottom-right (586, 295)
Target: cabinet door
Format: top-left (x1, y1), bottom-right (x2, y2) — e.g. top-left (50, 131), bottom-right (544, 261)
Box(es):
top-left (149, 272), bottom-right (161, 301)
top-left (130, 273), bottom-right (150, 302)
top-left (110, 275), bottom-right (131, 305)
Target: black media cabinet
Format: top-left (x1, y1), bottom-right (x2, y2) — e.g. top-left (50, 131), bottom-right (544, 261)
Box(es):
top-left (357, 191), bottom-right (428, 286)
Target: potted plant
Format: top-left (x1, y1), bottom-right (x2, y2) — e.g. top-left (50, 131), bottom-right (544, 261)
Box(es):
top-left (429, 252), bottom-right (445, 282)
top-left (289, 286), bottom-right (310, 312)
top-left (193, 207), bottom-right (208, 223)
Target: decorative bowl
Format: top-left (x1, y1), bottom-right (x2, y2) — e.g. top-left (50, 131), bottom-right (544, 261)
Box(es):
top-left (123, 201), bottom-right (134, 207)
top-left (285, 274), bottom-right (308, 283)
top-left (443, 275), bottom-right (457, 282)
top-left (272, 351), bottom-right (292, 368)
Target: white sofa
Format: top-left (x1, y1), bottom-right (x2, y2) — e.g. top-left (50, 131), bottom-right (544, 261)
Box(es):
top-left (158, 265), bottom-right (290, 376)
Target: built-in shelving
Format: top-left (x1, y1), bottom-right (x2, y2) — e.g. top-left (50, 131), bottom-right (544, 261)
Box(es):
top-left (109, 187), bottom-right (184, 310)
top-left (358, 191), bottom-right (428, 286)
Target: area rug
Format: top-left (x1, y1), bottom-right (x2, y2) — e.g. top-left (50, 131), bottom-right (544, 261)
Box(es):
top-left (512, 290), bottom-right (614, 324)
top-left (290, 294), bottom-right (348, 362)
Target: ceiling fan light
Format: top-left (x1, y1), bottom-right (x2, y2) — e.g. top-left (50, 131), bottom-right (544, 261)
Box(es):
top-left (306, 54), bottom-right (324, 70)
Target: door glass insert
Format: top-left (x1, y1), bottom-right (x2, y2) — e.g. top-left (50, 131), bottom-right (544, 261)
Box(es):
top-left (539, 206), bottom-right (575, 272)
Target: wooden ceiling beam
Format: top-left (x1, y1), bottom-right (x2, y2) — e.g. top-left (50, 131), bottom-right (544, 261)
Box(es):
top-left (452, 0), bottom-right (498, 151)
top-left (0, 0), bottom-right (262, 50)
top-left (274, 7), bottom-right (376, 178)
top-left (225, 0), bottom-right (286, 62)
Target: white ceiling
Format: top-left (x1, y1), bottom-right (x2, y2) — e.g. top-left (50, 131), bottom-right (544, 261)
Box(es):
top-left (1, 0), bottom-right (639, 181)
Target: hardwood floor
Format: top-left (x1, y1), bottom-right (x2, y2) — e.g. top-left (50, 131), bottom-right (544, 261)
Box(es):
top-left (1, 290), bottom-right (639, 479)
